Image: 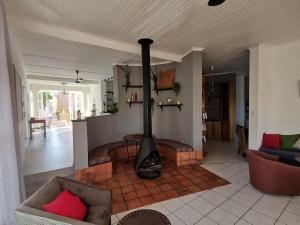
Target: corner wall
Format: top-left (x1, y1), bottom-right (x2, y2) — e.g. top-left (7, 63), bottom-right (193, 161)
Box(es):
top-left (86, 51), bottom-right (203, 151)
top-left (249, 41), bottom-right (300, 149)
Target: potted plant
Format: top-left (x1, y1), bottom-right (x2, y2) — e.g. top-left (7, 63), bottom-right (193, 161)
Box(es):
top-left (118, 64), bottom-right (131, 87)
top-left (173, 82), bottom-right (181, 95)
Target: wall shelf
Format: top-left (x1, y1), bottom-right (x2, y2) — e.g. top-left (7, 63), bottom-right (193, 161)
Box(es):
top-left (127, 101), bottom-right (143, 108)
top-left (153, 87), bottom-right (175, 95)
top-left (157, 104), bottom-right (183, 111)
top-left (122, 84), bottom-right (143, 92)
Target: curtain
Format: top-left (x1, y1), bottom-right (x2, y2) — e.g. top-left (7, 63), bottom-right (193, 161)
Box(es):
top-left (0, 0), bottom-right (21, 224)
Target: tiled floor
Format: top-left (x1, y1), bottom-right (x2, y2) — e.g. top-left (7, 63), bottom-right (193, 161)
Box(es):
top-left (94, 160), bottom-right (229, 214)
top-left (23, 125), bottom-right (73, 175)
top-left (111, 140), bottom-right (300, 225)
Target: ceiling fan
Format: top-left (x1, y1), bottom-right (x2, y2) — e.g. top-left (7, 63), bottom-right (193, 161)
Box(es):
top-left (208, 0), bottom-right (225, 6)
top-left (75, 70), bottom-right (84, 83)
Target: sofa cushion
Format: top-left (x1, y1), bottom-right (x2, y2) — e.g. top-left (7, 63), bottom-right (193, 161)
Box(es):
top-left (293, 138), bottom-right (300, 149)
top-left (43, 189), bottom-right (87, 221)
top-left (262, 133), bottom-right (280, 149)
top-left (260, 147), bottom-right (300, 160)
top-left (280, 134), bottom-right (300, 149)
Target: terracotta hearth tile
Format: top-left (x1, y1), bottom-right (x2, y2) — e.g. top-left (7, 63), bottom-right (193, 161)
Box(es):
top-left (197, 182), bottom-right (211, 191)
top-left (175, 175), bottom-right (186, 181)
top-left (164, 190), bottom-right (179, 198)
top-left (112, 187), bottom-right (122, 195)
top-left (207, 180), bottom-right (222, 188)
top-left (112, 193), bottom-right (124, 203)
top-left (83, 159), bottom-right (229, 214)
top-left (126, 198), bottom-right (142, 210)
top-left (148, 186), bottom-right (161, 194)
top-left (152, 193), bottom-right (168, 202)
top-left (175, 187), bottom-right (191, 196)
top-left (122, 185), bottom-right (134, 193)
top-left (188, 185), bottom-right (201, 192)
top-left (136, 189), bottom-right (151, 198)
top-left (112, 202), bottom-right (128, 214)
top-left (144, 181), bottom-right (156, 188)
top-left (139, 195), bottom-right (156, 206)
top-left (133, 183), bottom-right (146, 191)
top-left (160, 184), bottom-right (173, 192)
top-left (181, 179), bottom-right (193, 187)
top-left (124, 191), bottom-right (138, 201)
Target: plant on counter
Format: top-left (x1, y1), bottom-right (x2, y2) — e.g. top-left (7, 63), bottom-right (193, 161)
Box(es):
top-left (106, 102), bottom-right (119, 114)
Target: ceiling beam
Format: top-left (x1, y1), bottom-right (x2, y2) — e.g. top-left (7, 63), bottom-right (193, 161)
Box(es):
top-left (8, 15), bottom-right (183, 62)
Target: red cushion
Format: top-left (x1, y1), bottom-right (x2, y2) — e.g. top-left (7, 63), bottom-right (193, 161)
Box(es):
top-left (43, 189), bottom-right (87, 221)
top-left (262, 133), bottom-right (280, 149)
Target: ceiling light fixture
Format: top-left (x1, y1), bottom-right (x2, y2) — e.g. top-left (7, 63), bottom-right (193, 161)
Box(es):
top-left (75, 70), bottom-right (84, 83)
top-left (208, 0), bottom-right (225, 6)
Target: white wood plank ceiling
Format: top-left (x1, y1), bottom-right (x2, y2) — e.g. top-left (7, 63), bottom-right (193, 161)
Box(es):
top-left (4, 0), bottom-right (300, 78)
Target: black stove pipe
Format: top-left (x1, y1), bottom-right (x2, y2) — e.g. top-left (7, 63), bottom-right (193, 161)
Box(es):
top-left (138, 38), bottom-right (153, 138)
top-left (134, 38), bottom-right (162, 179)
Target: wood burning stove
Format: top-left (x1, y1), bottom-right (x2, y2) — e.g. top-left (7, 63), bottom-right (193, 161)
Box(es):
top-left (134, 38), bottom-right (162, 179)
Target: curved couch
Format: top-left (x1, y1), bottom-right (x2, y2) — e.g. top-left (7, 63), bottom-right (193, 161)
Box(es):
top-left (247, 150), bottom-right (300, 195)
top-left (75, 138), bottom-right (202, 183)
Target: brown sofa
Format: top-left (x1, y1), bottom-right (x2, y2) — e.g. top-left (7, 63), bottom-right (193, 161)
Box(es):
top-left (15, 177), bottom-right (111, 225)
top-left (247, 150), bottom-right (300, 195)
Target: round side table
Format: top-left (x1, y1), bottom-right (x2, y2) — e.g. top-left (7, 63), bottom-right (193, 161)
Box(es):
top-left (118, 209), bottom-right (171, 225)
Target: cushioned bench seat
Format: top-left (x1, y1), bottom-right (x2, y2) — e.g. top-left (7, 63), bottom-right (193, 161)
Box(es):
top-left (75, 138), bottom-right (202, 183)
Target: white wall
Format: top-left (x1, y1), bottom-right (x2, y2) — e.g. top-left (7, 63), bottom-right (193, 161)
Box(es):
top-left (249, 41), bottom-right (300, 149)
top-left (0, 0), bottom-right (21, 223)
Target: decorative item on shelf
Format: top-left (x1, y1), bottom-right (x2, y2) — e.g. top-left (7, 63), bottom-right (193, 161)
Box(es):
top-left (173, 82), bottom-right (181, 95)
top-left (151, 67), bottom-right (159, 90)
top-left (167, 98), bottom-right (173, 104)
top-left (127, 98), bottom-right (131, 103)
top-left (76, 110), bottom-right (81, 120)
top-left (158, 100), bottom-right (163, 106)
top-left (131, 93), bottom-right (134, 102)
top-left (118, 64), bottom-right (131, 87)
top-left (91, 103), bottom-right (96, 116)
top-left (177, 100), bottom-right (181, 105)
top-left (134, 92), bottom-right (138, 102)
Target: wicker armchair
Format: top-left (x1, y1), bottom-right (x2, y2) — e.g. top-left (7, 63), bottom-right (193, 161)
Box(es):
top-left (247, 150), bottom-right (300, 195)
top-left (14, 176), bottom-right (111, 225)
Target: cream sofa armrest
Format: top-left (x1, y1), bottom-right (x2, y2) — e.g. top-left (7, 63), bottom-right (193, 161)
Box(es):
top-left (15, 206), bottom-right (95, 225)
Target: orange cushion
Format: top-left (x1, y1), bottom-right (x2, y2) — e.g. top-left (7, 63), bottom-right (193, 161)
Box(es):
top-left (158, 69), bottom-right (175, 88)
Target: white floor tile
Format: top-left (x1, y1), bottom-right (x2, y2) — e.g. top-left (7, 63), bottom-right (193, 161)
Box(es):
top-left (142, 203), bottom-right (171, 216)
top-left (160, 198), bottom-right (185, 212)
top-left (174, 205), bottom-right (204, 225)
top-left (290, 196), bottom-right (300, 205)
top-left (242, 209), bottom-right (275, 225)
top-left (195, 216), bottom-right (218, 225)
top-left (235, 219), bottom-right (251, 225)
top-left (202, 190), bottom-right (227, 205)
top-left (278, 211), bottom-right (300, 225)
top-left (213, 185), bottom-right (237, 197)
top-left (252, 200), bottom-right (284, 219)
top-left (189, 197), bottom-right (217, 215)
top-left (285, 202), bottom-right (300, 217)
top-left (230, 192), bottom-right (258, 208)
top-left (238, 185), bottom-right (263, 200)
top-left (111, 215), bottom-right (119, 225)
top-left (261, 194), bottom-right (291, 207)
top-left (167, 214), bottom-right (186, 225)
top-left (207, 207), bottom-right (239, 225)
top-left (179, 192), bottom-right (200, 203)
top-left (219, 199), bottom-right (249, 218)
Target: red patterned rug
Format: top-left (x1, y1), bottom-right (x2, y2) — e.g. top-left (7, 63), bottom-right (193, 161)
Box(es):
top-left (92, 159), bottom-right (229, 214)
